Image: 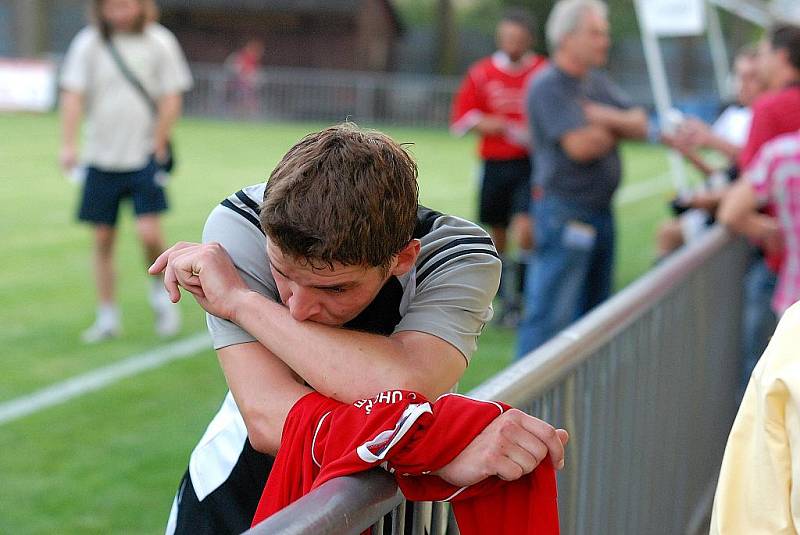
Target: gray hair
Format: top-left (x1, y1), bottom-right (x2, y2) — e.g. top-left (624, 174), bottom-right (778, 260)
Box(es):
top-left (545, 0), bottom-right (608, 52)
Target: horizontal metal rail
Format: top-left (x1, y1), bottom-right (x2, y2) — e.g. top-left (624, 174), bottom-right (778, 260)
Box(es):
top-left (249, 224), bottom-right (748, 534)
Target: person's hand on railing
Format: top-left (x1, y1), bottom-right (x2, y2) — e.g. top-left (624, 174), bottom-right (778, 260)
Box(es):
top-left (432, 408), bottom-right (568, 487)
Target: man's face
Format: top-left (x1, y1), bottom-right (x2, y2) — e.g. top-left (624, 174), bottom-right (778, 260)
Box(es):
top-left (102, 0), bottom-right (143, 32)
top-left (564, 9), bottom-right (610, 69)
top-left (496, 21), bottom-right (533, 62)
top-left (734, 56), bottom-right (766, 107)
top-left (267, 240), bottom-right (394, 326)
top-left (758, 39), bottom-right (782, 90)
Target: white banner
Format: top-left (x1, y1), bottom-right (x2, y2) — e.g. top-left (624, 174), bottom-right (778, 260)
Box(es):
top-left (771, 0), bottom-right (800, 25)
top-left (640, 0), bottom-right (707, 36)
top-left (0, 58), bottom-right (57, 112)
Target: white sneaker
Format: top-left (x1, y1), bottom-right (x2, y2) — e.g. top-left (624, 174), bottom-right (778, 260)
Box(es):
top-left (81, 319), bottom-right (121, 344)
top-left (151, 289), bottom-right (181, 338)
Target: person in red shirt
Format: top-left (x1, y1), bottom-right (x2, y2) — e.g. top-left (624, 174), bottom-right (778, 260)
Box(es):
top-left (225, 37), bottom-right (265, 114)
top-left (724, 24), bottom-right (800, 396)
top-left (738, 25), bottom-right (800, 170)
top-left (451, 9), bottom-right (548, 326)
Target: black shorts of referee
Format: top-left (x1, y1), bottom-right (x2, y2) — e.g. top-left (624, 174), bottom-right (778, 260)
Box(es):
top-left (478, 157), bottom-right (532, 227)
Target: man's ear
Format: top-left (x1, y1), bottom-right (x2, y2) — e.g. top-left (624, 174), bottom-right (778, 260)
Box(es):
top-left (391, 239), bottom-right (421, 277)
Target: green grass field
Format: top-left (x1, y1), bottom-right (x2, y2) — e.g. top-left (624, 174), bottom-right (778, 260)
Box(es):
top-left (0, 112), bottom-right (674, 533)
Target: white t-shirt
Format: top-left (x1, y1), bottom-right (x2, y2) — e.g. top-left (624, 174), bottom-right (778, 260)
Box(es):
top-left (60, 24), bottom-right (193, 171)
top-left (711, 105), bottom-right (752, 149)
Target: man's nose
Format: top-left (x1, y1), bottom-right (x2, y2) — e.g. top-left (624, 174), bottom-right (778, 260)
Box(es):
top-left (287, 286), bottom-right (321, 322)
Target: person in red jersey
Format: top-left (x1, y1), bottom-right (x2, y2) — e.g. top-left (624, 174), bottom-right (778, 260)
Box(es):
top-left (451, 8), bottom-right (548, 326)
top-left (738, 25), bottom-right (800, 170)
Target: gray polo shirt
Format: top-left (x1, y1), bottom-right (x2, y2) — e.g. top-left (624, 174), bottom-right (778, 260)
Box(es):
top-left (527, 65), bottom-right (633, 210)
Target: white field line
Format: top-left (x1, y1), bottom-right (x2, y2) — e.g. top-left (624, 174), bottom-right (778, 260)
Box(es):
top-left (616, 172), bottom-right (674, 206)
top-left (0, 332), bottom-right (211, 426)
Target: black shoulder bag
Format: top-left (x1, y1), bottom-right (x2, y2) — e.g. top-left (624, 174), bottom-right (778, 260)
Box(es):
top-left (105, 40), bottom-right (175, 173)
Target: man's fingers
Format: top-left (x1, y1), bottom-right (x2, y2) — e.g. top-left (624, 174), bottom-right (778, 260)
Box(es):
top-left (161, 244), bottom-right (202, 302)
top-left (556, 429), bottom-right (569, 447)
top-left (162, 261), bottom-right (183, 303)
top-left (148, 241), bottom-right (200, 275)
top-left (493, 454), bottom-right (526, 482)
top-left (500, 421), bottom-right (548, 471)
top-left (149, 249), bottom-right (171, 275)
top-left (514, 411), bottom-right (566, 470)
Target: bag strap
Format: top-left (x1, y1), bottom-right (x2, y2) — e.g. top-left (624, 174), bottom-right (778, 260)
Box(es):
top-left (105, 38), bottom-right (158, 116)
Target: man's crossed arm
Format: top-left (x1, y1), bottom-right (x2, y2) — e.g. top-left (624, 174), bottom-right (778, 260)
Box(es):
top-left (149, 242), bottom-right (568, 484)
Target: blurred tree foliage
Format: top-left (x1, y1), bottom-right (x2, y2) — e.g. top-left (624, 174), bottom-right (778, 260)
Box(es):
top-left (393, 0), bottom-right (766, 74)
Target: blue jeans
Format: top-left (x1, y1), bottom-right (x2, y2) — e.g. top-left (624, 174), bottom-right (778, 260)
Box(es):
top-left (740, 252), bottom-right (777, 396)
top-left (516, 195), bottom-right (615, 358)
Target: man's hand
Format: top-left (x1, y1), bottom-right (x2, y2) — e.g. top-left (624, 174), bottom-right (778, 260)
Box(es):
top-left (59, 144), bottom-right (78, 173)
top-left (433, 409), bottom-right (568, 487)
top-left (148, 241), bottom-right (250, 321)
top-left (676, 117), bottom-right (712, 149)
top-left (476, 115), bottom-right (507, 136)
top-left (758, 216), bottom-right (784, 257)
top-left (582, 101), bottom-right (618, 127)
top-left (154, 141), bottom-right (170, 166)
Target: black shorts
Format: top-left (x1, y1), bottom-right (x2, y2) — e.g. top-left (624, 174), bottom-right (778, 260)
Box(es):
top-left (78, 158), bottom-right (168, 226)
top-left (478, 157), bottom-right (532, 226)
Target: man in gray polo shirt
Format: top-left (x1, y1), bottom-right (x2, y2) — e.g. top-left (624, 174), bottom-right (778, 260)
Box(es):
top-left (150, 124), bottom-right (568, 533)
top-left (516, 0), bottom-right (648, 357)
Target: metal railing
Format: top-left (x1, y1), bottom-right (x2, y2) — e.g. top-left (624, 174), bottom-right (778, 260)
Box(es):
top-left (248, 225), bottom-right (749, 535)
top-left (184, 64), bottom-right (460, 127)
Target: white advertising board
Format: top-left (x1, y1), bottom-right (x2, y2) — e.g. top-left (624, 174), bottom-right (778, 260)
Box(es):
top-left (0, 58), bottom-right (57, 112)
top-left (640, 0), bottom-right (707, 36)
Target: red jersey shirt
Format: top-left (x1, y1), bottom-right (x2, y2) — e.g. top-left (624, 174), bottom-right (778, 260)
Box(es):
top-left (738, 85), bottom-right (800, 272)
top-left (451, 52), bottom-right (548, 161)
top-left (252, 390), bottom-right (560, 535)
top-left (739, 85), bottom-right (800, 169)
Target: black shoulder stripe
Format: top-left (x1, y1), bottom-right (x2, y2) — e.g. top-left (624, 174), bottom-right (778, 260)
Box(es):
top-left (414, 205), bottom-right (443, 238)
top-left (235, 190), bottom-right (261, 214)
top-left (221, 199), bottom-right (265, 234)
top-left (416, 248), bottom-right (499, 285)
top-left (416, 237), bottom-right (495, 273)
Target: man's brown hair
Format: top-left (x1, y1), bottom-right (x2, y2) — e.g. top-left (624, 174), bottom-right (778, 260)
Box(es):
top-left (92, 0), bottom-right (155, 40)
top-left (260, 123), bottom-right (419, 271)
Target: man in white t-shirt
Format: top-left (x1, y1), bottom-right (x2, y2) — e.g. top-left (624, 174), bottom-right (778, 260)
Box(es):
top-left (656, 46), bottom-right (767, 257)
top-left (59, 0), bottom-right (193, 342)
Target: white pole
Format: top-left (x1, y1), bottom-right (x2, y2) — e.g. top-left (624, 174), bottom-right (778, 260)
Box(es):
top-left (706, 2), bottom-right (732, 100)
top-left (633, 0), bottom-right (689, 193)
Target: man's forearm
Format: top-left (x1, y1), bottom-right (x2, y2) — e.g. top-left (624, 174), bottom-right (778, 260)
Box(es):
top-left (601, 108), bottom-right (648, 139)
top-left (562, 125), bottom-right (616, 163)
top-left (706, 136), bottom-right (741, 161)
top-left (154, 93), bottom-right (182, 151)
top-left (232, 291), bottom-right (462, 402)
top-left (60, 90), bottom-right (83, 148)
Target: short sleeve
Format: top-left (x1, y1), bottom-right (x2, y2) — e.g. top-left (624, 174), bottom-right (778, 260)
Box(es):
top-left (201, 204), bottom-right (279, 350)
top-left (596, 71), bottom-right (633, 110)
top-left (527, 75), bottom-right (585, 143)
top-left (150, 24), bottom-right (193, 96)
top-left (394, 216), bottom-right (501, 362)
top-left (450, 66), bottom-right (484, 135)
top-left (60, 27), bottom-right (96, 92)
top-left (738, 97), bottom-right (774, 169)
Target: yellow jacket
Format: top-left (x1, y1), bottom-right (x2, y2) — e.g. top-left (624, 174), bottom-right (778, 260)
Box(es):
top-left (710, 302), bottom-right (800, 534)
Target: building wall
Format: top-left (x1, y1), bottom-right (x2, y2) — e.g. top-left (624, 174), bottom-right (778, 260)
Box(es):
top-left (357, 0), bottom-right (397, 71)
top-left (161, 4), bottom-right (393, 70)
